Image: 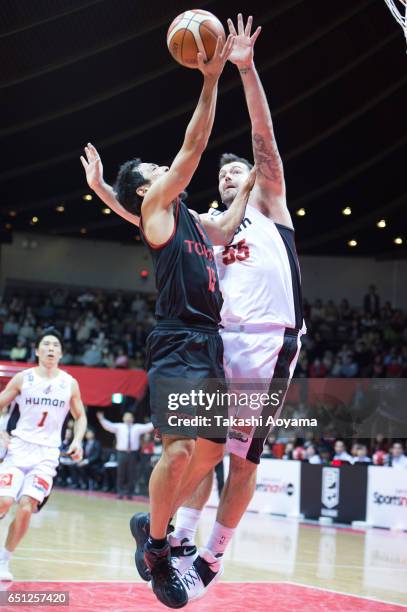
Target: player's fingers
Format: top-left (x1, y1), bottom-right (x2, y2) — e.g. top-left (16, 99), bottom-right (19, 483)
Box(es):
top-left (88, 142), bottom-right (100, 160)
top-left (245, 15), bottom-right (253, 37)
top-left (227, 18), bottom-right (237, 37)
top-left (237, 13), bottom-right (244, 36)
top-left (221, 34), bottom-right (234, 60)
top-left (80, 156), bottom-right (88, 169)
top-left (214, 35), bottom-right (222, 58)
top-left (84, 146), bottom-right (91, 161)
top-left (197, 52), bottom-right (205, 69)
top-left (225, 35), bottom-right (235, 60)
top-left (250, 26), bottom-right (261, 44)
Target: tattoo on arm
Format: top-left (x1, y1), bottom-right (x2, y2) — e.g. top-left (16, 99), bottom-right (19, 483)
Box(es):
top-left (252, 132), bottom-right (284, 184)
top-left (239, 66), bottom-right (251, 75)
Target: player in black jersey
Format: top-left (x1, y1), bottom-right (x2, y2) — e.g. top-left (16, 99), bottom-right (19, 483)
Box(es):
top-left (81, 35), bottom-right (257, 609)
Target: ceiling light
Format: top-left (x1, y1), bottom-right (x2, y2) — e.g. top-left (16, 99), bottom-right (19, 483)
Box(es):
top-left (210, 201), bottom-right (219, 209)
top-left (342, 207), bottom-right (352, 216)
top-left (102, 207), bottom-right (111, 215)
top-left (348, 239), bottom-right (357, 247)
top-left (5, 224), bottom-right (12, 230)
top-left (376, 219), bottom-right (386, 228)
top-left (80, 227), bottom-right (87, 235)
top-left (8, 211), bottom-right (17, 217)
top-left (296, 208), bottom-right (306, 217)
top-left (31, 216), bottom-right (39, 224)
top-left (56, 205), bottom-right (65, 213)
top-left (83, 194), bottom-right (93, 201)
top-left (394, 237), bottom-right (403, 245)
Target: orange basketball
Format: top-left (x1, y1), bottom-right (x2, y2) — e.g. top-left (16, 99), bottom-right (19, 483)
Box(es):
top-left (167, 9), bottom-right (226, 69)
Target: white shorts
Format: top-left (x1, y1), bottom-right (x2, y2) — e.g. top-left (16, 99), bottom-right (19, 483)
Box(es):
top-left (0, 436), bottom-right (59, 504)
top-left (221, 325), bottom-right (302, 464)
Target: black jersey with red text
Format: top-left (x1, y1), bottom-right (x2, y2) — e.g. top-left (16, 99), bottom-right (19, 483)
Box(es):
top-left (140, 199), bottom-right (223, 325)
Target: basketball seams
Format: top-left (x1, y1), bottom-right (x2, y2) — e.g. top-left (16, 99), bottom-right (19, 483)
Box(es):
top-left (167, 10), bottom-right (225, 67)
top-left (180, 12), bottom-right (196, 66)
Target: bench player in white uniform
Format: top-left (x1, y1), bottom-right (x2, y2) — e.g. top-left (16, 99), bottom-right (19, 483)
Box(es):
top-left (0, 328), bottom-right (87, 581)
top-left (171, 14), bottom-right (306, 599)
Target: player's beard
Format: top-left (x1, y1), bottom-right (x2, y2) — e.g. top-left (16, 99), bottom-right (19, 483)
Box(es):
top-left (222, 187), bottom-right (237, 207)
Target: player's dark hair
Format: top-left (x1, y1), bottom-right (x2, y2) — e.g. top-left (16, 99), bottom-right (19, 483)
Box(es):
top-left (114, 158), bottom-right (146, 216)
top-left (35, 326), bottom-right (64, 351)
top-left (219, 153), bottom-right (252, 171)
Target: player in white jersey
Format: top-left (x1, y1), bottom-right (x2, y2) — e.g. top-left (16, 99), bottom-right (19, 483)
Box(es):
top-left (171, 15), bottom-right (306, 600)
top-left (0, 328), bottom-right (87, 581)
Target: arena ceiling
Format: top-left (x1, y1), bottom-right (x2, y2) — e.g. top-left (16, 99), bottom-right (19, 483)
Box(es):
top-left (1, 0), bottom-right (406, 258)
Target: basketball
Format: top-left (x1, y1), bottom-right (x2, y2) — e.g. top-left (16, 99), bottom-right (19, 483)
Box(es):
top-left (167, 9), bottom-right (226, 69)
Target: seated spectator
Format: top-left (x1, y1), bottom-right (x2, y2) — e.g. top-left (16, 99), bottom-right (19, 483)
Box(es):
top-left (387, 442), bottom-right (407, 468)
top-left (333, 440), bottom-right (352, 463)
top-left (340, 354), bottom-right (358, 378)
top-left (352, 444), bottom-right (371, 464)
top-left (70, 429), bottom-right (103, 489)
top-left (19, 319), bottom-right (35, 341)
top-left (329, 356), bottom-right (342, 377)
top-left (82, 343), bottom-right (102, 367)
top-left (102, 348), bottom-right (115, 368)
top-left (3, 315), bottom-right (19, 336)
top-left (305, 444), bottom-right (322, 464)
top-left (282, 442), bottom-right (294, 460)
top-left (10, 339), bottom-right (27, 362)
top-left (38, 298), bottom-right (55, 319)
top-left (309, 358), bottom-right (327, 378)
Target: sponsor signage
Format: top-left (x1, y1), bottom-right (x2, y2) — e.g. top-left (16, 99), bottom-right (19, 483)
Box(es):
top-left (366, 466), bottom-right (407, 530)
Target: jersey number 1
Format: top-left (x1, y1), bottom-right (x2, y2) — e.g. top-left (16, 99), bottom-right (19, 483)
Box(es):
top-left (37, 412), bottom-right (48, 427)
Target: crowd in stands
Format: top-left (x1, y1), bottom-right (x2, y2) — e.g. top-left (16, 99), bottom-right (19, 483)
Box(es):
top-left (1, 282), bottom-right (406, 495)
top-left (0, 283), bottom-right (406, 379)
top-left (264, 433), bottom-right (407, 468)
top-left (295, 285), bottom-right (407, 379)
top-left (0, 287), bottom-right (156, 368)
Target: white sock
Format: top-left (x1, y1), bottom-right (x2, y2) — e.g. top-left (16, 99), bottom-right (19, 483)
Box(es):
top-left (173, 507), bottom-right (202, 543)
top-left (0, 548), bottom-right (11, 562)
top-left (206, 521), bottom-right (235, 557)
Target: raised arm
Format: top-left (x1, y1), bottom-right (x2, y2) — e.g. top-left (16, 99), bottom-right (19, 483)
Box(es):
top-left (228, 14), bottom-right (293, 228)
top-left (96, 411), bottom-right (119, 434)
top-left (142, 35), bottom-right (235, 218)
top-left (80, 144), bottom-right (140, 227)
top-left (199, 166), bottom-right (256, 245)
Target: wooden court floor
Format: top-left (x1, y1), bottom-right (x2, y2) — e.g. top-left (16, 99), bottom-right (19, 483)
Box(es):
top-left (0, 489), bottom-right (406, 611)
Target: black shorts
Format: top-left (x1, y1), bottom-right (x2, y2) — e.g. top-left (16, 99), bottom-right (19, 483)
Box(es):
top-left (146, 320), bottom-right (227, 442)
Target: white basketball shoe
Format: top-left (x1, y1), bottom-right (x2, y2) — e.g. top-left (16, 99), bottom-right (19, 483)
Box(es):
top-left (179, 547), bottom-right (223, 601)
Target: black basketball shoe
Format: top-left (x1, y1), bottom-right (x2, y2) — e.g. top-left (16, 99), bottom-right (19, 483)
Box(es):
top-left (129, 512), bottom-right (152, 581)
top-left (129, 512), bottom-right (175, 581)
top-left (144, 541), bottom-right (188, 609)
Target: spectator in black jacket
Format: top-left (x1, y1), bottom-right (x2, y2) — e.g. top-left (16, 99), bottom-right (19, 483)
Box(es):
top-left (71, 429), bottom-right (103, 490)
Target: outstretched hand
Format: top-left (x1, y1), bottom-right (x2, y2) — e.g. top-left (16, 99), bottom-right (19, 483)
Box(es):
top-left (227, 14), bottom-right (261, 68)
top-left (197, 34), bottom-right (235, 80)
top-left (80, 142), bottom-right (104, 191)
top-left (241, 165), bottom-right (257, 194)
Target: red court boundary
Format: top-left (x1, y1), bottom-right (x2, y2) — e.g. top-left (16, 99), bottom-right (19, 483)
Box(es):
top-left (1, 581), bottom-right (405, 612)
